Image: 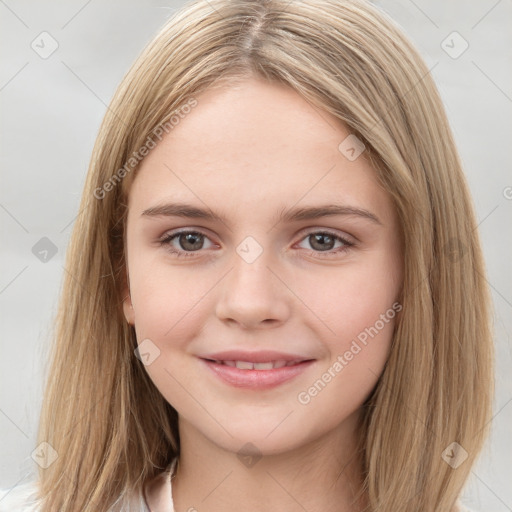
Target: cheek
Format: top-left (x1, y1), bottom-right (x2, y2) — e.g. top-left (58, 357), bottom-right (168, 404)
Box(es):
top-left (301, 255), bottom-right (400, 345)
top-left (295, 253), bottom-right (400, 405)
top-left (128, 262), bottom-right (209, 402)
top-left (128, 255), bottom-right (212, 345)
top-left (314, 293), bottom-right (396, 397)
top-left (295, 304), bottom-right (397, 424)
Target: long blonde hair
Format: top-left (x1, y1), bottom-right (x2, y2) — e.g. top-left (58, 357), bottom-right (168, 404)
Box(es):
top-left (36, 0), bottom-right (494, 510)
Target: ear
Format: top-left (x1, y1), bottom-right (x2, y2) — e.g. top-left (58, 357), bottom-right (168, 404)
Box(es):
top-left (121, 270), bottom-right (135, 325)
top-left (123, 292), bottom-right (135, 325)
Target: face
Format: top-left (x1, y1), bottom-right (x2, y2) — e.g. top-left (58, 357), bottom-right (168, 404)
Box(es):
top-left (122, 76), bottom-right (403, 456)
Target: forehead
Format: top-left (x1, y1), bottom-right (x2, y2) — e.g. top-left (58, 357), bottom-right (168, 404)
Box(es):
top-left (129, 78), bottom-right (393, 223)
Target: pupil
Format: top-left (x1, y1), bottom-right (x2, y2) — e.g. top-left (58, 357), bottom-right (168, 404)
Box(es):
top-left (182, 233), bottom-right (202, 250)
top-left (311, 233), bottom-right (334, 251)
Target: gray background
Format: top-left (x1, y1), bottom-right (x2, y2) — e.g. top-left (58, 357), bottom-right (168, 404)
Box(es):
top-left (1, 0), bottom-right (511, 510)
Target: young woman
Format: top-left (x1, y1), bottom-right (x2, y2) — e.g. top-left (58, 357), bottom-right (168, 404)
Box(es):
top-left (1, 0), bottom-right (493, 510)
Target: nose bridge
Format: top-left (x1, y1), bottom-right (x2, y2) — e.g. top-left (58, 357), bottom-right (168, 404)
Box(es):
top-left (215, 235), bottom-right (290, 327)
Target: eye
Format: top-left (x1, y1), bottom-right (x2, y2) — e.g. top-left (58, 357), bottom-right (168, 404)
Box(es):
top-left (296, 230), bottom-right (354, 257)
top-left (158, 229), bottom-right (355, 259)
top-left (159, 230), bottom-right (214, 258)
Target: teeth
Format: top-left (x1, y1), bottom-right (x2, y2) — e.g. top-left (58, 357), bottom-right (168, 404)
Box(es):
top-left (215, 360), bottom-right (303, 370)
top-left (253, 362), bottom-right (274, 370)
top-left (235, 361), bottom-right (254, 370)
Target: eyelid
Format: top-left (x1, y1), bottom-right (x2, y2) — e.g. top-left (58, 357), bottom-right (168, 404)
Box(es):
top-left (158, 228), bottom-right (217, 251)
top-left (295, 226), bottom-right (357, 245)
top-left (158, 225), bottom-right (356, 243)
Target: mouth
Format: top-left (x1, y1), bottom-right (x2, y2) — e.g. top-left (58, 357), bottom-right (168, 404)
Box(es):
top-left (199, 355), bottom-right (316, 390)
top-left (201, 359), bottom-right (308, 370)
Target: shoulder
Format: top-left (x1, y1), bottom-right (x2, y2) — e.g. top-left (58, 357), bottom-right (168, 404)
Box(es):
top-left (0, 482), bottom-right (41, 512)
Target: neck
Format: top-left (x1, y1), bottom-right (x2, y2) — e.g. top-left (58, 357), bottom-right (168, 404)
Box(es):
top-left (171, 412), bottom-right (368, 512)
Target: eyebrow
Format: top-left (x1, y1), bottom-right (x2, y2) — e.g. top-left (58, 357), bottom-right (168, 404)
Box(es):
top-left (141, 202), bottom-right (382, 226)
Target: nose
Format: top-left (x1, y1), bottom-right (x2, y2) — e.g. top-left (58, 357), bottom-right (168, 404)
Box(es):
top-left (215, 246), bottom-right (291, 330)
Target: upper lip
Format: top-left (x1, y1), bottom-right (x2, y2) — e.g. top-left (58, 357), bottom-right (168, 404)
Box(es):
top-left (199, 350), bottom-right (315, 363)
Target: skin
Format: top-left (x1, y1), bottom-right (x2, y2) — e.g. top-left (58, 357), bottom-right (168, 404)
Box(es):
top-left (122, 76), bottom-right (403, 512)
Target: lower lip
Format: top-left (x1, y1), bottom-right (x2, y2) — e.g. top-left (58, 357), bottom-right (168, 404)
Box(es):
top-left (200, 359), bottom-right (315, 390)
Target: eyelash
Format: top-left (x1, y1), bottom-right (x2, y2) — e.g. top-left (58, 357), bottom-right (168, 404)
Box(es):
top-left (158, 229), bottom-right (355, 259)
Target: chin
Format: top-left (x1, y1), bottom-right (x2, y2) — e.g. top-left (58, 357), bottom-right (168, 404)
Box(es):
top-left (214, 429), bottom-right (307, 458)
top-left (189, 406), bottom-right (321, 457)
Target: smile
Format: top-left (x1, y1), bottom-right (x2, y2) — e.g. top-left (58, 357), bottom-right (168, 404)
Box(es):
top-left (205, 359), bottom-right (305, 370)
top-left (200, 358), bottom-right (315, 389)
